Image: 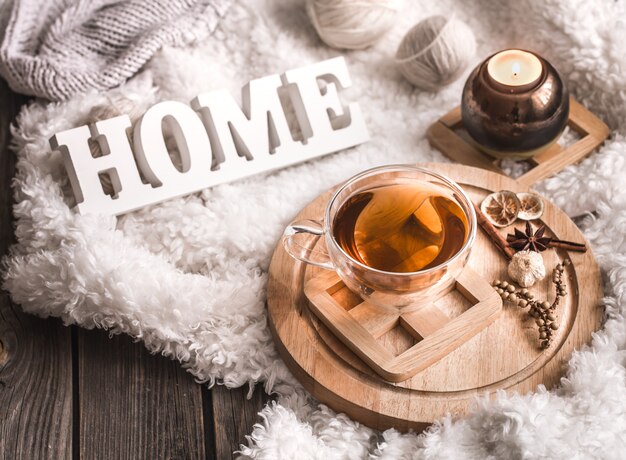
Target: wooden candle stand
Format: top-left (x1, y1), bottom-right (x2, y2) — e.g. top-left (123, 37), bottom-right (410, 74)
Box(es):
top-left (426, 97), bottom-right (610, 188)
top-left (304, 268), bottom-right (501, 383)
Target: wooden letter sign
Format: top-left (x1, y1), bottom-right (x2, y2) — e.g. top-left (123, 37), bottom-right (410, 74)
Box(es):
top-left (50, 57), bottom-right (369, 216)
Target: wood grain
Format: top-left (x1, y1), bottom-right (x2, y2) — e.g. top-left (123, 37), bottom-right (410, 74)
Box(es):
top-left (400, 305), bottom-right (448, 337)
top-left (567, 98), bottom-right (611, 136)
top-left (348, 302), bottom-right (399, 338)
top-left (426, 121), bottom-right (501, 173)
top-left (78, 329), bottom-right (206, 460)
top-left (304, 268), bottom-right (501, 382)
top-left (267, 163), bottom-right (603, 431)
top-left (517, 131), bottom-right (607, 188)
top-left (0, 79), bottom-right (75, 460)
top-left (209, 385), bottom-right (271, 459)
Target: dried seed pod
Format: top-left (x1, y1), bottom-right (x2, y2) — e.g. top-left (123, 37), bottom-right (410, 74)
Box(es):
top-left (507, 222), bottom-right (552, 252)
top-left (481, 191), bottom-right (521, 227)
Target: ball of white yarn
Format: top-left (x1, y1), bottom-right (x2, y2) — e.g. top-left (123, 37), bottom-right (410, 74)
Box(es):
top-left (396, 15), bottom-right (476, 91)
top-left (306, 0), bottom-right (398, 50)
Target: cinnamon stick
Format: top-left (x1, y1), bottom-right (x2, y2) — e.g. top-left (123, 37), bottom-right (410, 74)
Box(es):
top-left (472, 202), bottom-right (515, 260)
top-left (548, 240), bottom-right (587, 253)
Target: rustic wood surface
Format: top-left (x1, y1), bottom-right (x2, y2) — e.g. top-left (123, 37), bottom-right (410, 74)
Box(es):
top-left (0, 79), bottom-right (270, 459)
top-left (267, 163), bottom-right (603, 431)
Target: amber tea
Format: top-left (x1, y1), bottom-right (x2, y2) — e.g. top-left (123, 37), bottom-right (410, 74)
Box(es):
top-left (332, 182), bottom-right (469, 273)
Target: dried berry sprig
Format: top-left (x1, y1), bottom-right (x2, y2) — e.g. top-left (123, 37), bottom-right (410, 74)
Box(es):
top-left (492, 260), bottom-right (570, 349)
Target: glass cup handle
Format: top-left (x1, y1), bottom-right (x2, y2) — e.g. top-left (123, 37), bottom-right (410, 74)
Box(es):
top-left (281, 219), bottom-right (335, 270)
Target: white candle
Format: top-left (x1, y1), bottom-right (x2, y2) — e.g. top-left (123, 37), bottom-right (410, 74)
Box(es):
top-left (487, 50), bottom-right (543, 87)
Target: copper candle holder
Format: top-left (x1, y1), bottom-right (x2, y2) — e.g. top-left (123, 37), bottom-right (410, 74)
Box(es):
top-left (461, 50), bottom-right (569, 159)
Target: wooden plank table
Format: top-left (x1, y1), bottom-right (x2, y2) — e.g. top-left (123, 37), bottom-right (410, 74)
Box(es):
top-left (0, 79), bottom-right (271, 459)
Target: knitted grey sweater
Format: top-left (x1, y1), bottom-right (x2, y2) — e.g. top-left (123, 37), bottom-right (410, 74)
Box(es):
top-left (0, 0), bottom-right (231, 100)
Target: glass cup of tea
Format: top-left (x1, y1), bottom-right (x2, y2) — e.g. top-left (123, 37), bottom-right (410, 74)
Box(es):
top-left (282, 165), bottom-right (477, 308)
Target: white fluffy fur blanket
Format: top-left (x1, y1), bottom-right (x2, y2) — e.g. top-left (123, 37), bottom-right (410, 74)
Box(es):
top-left (4, 0), bottom-right (626, 458)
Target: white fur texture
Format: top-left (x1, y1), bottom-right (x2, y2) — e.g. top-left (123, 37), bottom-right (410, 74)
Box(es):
top-left (4, 0), bottom-right (626, 458)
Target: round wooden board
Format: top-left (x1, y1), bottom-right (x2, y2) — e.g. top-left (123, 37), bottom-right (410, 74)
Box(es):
top-left (267, 163), bottom-right (603, 432)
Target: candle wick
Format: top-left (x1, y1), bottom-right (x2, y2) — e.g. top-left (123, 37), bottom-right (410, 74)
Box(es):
top-left (511, 62), bottom-right (521, 79)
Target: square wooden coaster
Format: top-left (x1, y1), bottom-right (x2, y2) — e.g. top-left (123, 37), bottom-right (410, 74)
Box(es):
top-left (304, 267), bottom-right (502, 383)
top-left (426, 97), bottom-right (610, 188)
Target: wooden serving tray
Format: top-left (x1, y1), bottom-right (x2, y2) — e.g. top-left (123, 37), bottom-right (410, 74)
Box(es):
top-left (267, 163), bottom-right (603, 432)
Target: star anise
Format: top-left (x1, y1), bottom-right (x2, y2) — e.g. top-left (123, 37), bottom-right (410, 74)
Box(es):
top-left (507, 221), bottom-right (552, 252)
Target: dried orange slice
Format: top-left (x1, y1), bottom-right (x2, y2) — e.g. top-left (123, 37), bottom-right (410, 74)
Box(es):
top-left (517, 192), bottom-right (544, 221)
top-left (480, 191), bottom-right (520, 227)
